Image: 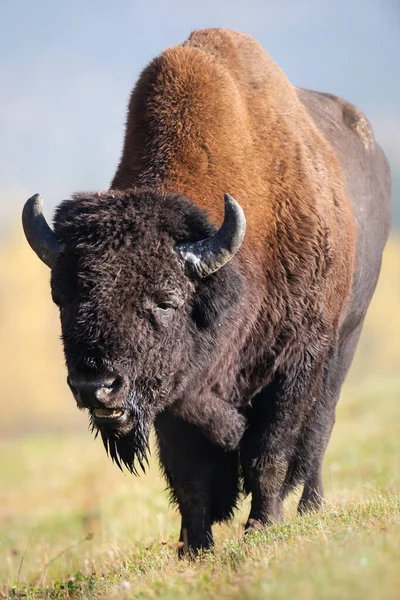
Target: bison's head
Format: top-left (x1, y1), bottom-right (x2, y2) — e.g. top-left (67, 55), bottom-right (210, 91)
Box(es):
top-left (22, 189), bottom-right (245, 472)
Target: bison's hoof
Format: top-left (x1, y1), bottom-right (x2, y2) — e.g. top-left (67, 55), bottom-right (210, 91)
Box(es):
top-left (244, 518), bottom-right (264, 534)
top-left (177, 541), bottom-right (213, 560)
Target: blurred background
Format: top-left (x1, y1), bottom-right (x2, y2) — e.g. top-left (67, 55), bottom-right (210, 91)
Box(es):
top-left (0, 0), bottom-right (399, 591)
top-left (0, 0), bottom-right (399, 437)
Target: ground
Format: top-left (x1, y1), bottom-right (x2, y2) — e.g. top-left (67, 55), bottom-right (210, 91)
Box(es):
top-left (1, 376), bottom-right (399, 600)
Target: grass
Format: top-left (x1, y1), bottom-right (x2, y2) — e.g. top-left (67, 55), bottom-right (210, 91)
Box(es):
top-left (1, 377), bottom-right (399, 599)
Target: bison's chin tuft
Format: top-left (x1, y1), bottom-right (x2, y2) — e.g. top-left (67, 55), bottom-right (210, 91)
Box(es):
top-left (89, 404), bottom-right (151, 475)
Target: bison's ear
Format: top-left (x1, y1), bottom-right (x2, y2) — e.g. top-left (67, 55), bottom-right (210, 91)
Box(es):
top-left (22, 194), bottom-right (64, 268)
top-left (191, 260), bottom-right (244, 329)
top-left (176, 194), bottom-right (246, 278)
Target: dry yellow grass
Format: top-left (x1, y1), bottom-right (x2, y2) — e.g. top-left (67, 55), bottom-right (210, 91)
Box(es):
top-left (0, 378), bottom-right (399, 598)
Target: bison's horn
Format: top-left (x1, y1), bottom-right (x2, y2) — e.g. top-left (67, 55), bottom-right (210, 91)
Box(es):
top-left (176, 194), bottom-right (246, 278)
top-left (22, 193), bottom-right (63, 269)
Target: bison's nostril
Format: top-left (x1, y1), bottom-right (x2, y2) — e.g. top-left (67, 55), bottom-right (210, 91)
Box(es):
top-left (94, 377), bottom-right (119, 400)
top-left (67, 372), bottom-right (125, 407)
top-left (100, 376), bottom-right (118, 390)
top-left (104, 375), bottom-right (123, 393)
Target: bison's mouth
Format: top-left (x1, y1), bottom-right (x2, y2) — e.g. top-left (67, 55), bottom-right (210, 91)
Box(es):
top-left (93, 407), bottom-right (127, 423)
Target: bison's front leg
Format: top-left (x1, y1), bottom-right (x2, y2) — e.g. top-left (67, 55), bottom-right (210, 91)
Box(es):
top-left (171, 392), bottom-right (246, 451)
top-left (155, 410), bottom-right (240, 557)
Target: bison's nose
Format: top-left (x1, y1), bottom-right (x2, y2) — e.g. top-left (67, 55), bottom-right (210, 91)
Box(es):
top-left (67, 373), bottom-right (124, 408)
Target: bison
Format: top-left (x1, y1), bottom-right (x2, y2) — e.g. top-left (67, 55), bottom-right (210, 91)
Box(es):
top-left (22, 29), bottom-right (390, 555)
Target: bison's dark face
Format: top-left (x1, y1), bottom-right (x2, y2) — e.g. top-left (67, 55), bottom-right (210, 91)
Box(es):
top-left (22, 189), bottom-right (245, 472)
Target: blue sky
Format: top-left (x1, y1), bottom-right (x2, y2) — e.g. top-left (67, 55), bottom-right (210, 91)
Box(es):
top-left (1, 0), bottom-right (399, 227)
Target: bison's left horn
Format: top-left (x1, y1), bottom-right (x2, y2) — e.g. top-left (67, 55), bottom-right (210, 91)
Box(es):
top-left (22, 193), bottom-right (63, 269)
top-left (176, 194), bottom-right (246, 278)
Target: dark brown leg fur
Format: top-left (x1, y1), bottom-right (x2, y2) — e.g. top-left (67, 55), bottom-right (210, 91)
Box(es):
top-left (298, 464), bottom-right (324, 514)
top-left (155, 410), bottom-right (240, 557)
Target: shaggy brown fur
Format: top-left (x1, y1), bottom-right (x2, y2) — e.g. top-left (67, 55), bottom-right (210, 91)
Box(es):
top-left (25, 28), bottom-right (390, 555)
top-left (113, 27), bottom-right (356, 374)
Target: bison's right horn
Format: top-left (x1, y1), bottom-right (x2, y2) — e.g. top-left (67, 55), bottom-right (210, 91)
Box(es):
top-left (22, 193), bottom-right (63, 269)
top-left (176, 194), bottom-right (246, 278)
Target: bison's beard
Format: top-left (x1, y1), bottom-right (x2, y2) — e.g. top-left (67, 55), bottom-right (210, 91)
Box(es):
top-left (89, 397), bottom-right (152, 475)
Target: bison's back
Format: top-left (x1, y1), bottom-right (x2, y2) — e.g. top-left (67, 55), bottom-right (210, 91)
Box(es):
top-left (297, 88), bottom-right (391, 333)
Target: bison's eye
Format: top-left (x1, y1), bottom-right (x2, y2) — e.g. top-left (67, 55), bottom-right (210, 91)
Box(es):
top-left (151, 303), bottom-right (176, 328)
top-left (145, 293), bottom-right (183, 326)
top-left (153, 302), bottom-right (177, 320)
top-left (156, 301), bottom-right (176, 311)
top-left (149, 295), bottom-right (184, 327)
